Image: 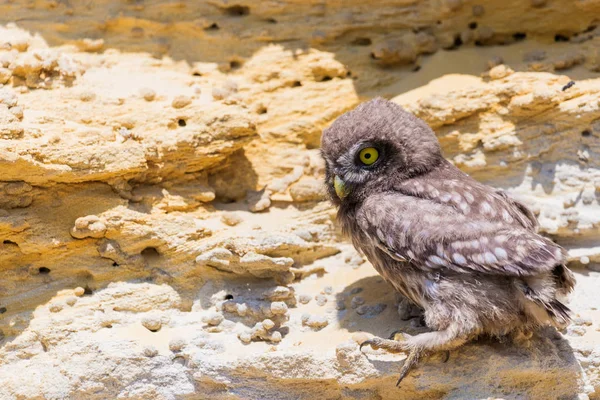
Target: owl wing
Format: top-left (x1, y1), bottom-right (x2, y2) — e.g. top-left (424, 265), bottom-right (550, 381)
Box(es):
top-left (356, 193), bottom-right (565, 276)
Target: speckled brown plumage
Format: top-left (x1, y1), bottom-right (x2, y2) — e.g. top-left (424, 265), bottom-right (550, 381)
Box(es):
top-left (320, 97), bottom-right (575, 386)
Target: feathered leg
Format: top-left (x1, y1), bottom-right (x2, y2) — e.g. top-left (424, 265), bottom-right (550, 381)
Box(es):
top-left (360, 326), bottom-right (468, 386)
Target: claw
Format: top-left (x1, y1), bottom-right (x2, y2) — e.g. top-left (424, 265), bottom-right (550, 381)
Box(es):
top-left (442, 350), bottom-right (450, 363)
top-left (388, 330), bottom-right (403, 340)
top-left (359, 339), bottom-right (377, 352)
top-left (359, 341), bottom-right (368, 352)
top-left (395, 349), bottom-right (421, 387)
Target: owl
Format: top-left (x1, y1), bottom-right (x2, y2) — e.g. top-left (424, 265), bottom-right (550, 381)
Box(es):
top-left (321, 98), bottom-right (575, 386)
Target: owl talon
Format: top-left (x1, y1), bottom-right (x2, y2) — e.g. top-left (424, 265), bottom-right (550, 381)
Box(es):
top-left (442, 350), bottom-right (450, 363)
top-left (396, 349), bottom-right (421, 387)
top-left (359, 336), bottom-right (407, 353)
top-left (388, 330), bottom-right (404, 340)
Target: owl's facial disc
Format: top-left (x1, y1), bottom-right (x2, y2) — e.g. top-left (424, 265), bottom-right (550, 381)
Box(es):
top-left (334, 175), bottom-right (349, 199)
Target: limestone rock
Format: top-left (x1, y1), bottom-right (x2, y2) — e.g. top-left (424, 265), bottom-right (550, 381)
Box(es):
top-left (1, 2), bottom-right (600, 399)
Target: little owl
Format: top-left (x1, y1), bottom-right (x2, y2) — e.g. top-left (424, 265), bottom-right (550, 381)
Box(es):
top-left (320, 98), bottom-right (575, 386)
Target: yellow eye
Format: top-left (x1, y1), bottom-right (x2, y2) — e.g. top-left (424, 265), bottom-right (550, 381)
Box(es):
top-left (358, 147), bottom-right (379, 166)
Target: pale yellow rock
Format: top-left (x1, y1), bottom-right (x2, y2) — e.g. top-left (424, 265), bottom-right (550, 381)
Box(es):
top-left (1, 3), bottom-right (600, 400)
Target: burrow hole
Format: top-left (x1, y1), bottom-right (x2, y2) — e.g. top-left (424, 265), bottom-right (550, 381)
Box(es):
top-left (39, 267), bottom-right (51, 274)
top-left (224, 5), bottom-right (249, 16)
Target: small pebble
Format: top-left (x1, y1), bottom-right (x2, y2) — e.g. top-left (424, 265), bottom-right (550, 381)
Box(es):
top-left (351, 296), bottom-right (365, 309)
top-left (299, 294), bottom-right (312, 304)
top-left (143, 345), bottom-right (158, 357)
top-left (202, 311), bottom-right (224, 326)
top-left (141, 316), bottom-right (162, 332)
top-left (140, 88), bottom-right (156, 101)
top-left (301, 314), bottom-right (328, 329)
top-left (270, 302), bottom-right (288, 315)
top-left (580, 256), bottom-right (590, 265)
top-left (270, 331), bottom-right (282, 343)
top-left (74, 287), bottom-right (85, 297)
top-left (356, 303), bottom-right (387, 317)
top-left (172, 95), bottom-right (192, 109)
top-left (315, 294), bottom-right (328, 307)
top-left (49, 303), bottom-right (63, 313)
top-left (568, 326), bottom-right (587, 336)
top-left (349, 287), bottom-right (363, 295)
top-left (472, 4), bottom-right (484, 16)
top-left (336, 301), bottom-right (346, 311)
top-left (65, 297), bottom-right (77, 306)
top-left (169, 338), bottom-right (186, 352)
top-left (221, 212), bottom-right (243, 226)
top-left (236, 303), bottom-right (248, 316)
top-left (573, 317), bottom-right (593, 326)
top-left (322, 286), bottom-right (333, 295)
top-left (489, 64), bottom-right (514, 80)
top-left (79, 91), bottom-right (96, 102)
top-left (446, 0), bottom-right (462, 11)
top-left (262, 319), bottom-right (275, 330)
top-left (238, 332), bottom-right (252, 344)
top-left (9, 106), bottom-right (23, 120)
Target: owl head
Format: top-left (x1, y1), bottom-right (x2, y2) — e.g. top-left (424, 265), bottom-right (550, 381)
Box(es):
top-left (321, 98), bottom-right (443, 206)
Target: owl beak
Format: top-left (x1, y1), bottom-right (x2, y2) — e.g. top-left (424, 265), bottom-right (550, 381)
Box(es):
top-left (334, 175), bottom-right (349, 199)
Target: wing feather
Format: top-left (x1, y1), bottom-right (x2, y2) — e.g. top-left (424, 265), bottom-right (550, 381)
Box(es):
top-left (357, 193), bottom-right (565, 277)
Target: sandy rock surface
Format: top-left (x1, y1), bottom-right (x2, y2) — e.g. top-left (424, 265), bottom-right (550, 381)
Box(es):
top-left (1, 1), bottom-right (600, 399)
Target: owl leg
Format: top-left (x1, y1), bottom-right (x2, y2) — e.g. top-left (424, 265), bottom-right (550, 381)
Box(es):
top-left (360, 326), bottom-right (469, 386)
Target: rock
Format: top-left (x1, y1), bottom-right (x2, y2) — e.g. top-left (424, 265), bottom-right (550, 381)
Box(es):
top-left (221, 212), bottom-right (243, 226)
top-left (169, 338), bottom-right (186, 352)
top-left (270, 302), bottom-right (288, 315)
top-left (141, 316), bottom-right (162, 332)
top-left (139, 87), bottom-right (156, 101)
top-left (298, 294), bottom-right (312, 304)
top-left (202, 311), bottom-right (224, 326)
top-left (143, 345), bottom-right (159, 357)
top-left (1, 5), bottom-right (600, 400)
top-left (247, 188), bottom-right (272, 212)
top-left (172, 95), bottom-right (192, 109)
top-left (289, 178), bottom-right (326, 202)
top-left (0, 67), bottom-right (11, 84)
top-left (315, 294), bottom-right (327, 306)
top-left (488, 64), bottom-right (514, 79)
top-left (70, 215), bottom-right (107, 239)
top-left (301, 314), bottom-right (329, 329)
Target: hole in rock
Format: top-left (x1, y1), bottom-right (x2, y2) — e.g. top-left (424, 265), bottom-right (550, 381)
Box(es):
top-left (292, 81), bottom-right (302, 87)
top-left (224, 5), bottom-right (249, 16)
top-left (224, 294), bottom-right (234, 300)
top-left (0, 307), bottom-right (6, 314)
top-left (205, 23), bottom-right (219, 31)
top-left (230, 60), bottom-right (241, 69)
top-left (112, 261), bottom-right (120, 267)
top-left (320, 76), bottom-right (332, 82)
top-left (84, 286), bottom-right (93, 295)
top-left (178, 119), bottom-right (187, 127)
top-left (352, 37), bottom-right (372, 46)
top-left (39, 267), bottom-right (51, 274)
top-left (582, 130), bottom-right (592, 137)
top-left (142, 247), bottom-right (161, 259)
top-left (555, 34), bottom-right (569, 42)
top-left (513, 32), bottom-right (527, 41)
top-left (468, 22), bottom-right (478, 30)
top-left (266, 18), bottom-right (277, 24)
